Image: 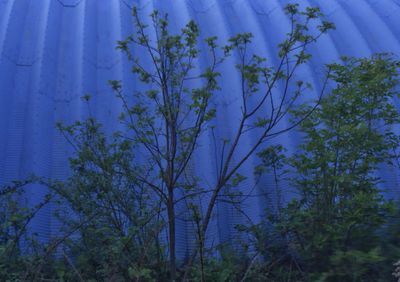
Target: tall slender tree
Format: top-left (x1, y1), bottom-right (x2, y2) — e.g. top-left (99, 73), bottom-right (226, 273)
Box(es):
top-left (114, 4), bottom-right (334, 280)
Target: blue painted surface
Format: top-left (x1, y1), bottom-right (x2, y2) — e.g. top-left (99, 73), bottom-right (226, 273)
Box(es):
top-left (0, 0), bottom-right (400, 255)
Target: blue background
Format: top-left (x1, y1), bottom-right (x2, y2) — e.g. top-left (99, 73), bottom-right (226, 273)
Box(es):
top-left (0, 0), bottom-right (399, 257)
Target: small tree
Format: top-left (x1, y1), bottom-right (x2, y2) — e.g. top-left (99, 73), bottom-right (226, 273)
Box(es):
top-left (52, 118), bottom-right (166, 281)
top-left (114, 4), bottom-right (334, 280)
top-left (1, 118), bottom-right (167, 281)
top-left (270, 55), bottom-right (400, 281)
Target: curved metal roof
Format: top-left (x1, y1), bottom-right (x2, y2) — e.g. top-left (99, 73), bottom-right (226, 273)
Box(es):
top-left (0, 0), bottom-right (399, 255)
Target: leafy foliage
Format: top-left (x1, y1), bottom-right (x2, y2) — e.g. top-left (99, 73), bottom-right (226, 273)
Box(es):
top-left (109, 4), bottom-right (334, 280)
top-left (53, 118), bottom-right (167, 281)
top-left (2, 4), bottom-right (400, 282)
top-left (249, 55), bottom-right (400, 282)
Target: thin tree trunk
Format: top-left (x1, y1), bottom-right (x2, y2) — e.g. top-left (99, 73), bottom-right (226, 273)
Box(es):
top-left (167, 191), bottom-right (176, 281)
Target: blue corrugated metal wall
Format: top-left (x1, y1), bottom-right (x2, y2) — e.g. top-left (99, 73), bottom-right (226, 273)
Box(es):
top-left (0, 0), bottom-right (400, 256)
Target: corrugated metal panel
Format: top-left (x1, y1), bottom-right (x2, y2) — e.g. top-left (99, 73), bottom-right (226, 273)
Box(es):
top-left (0, 0), bottom-right (399, 256)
